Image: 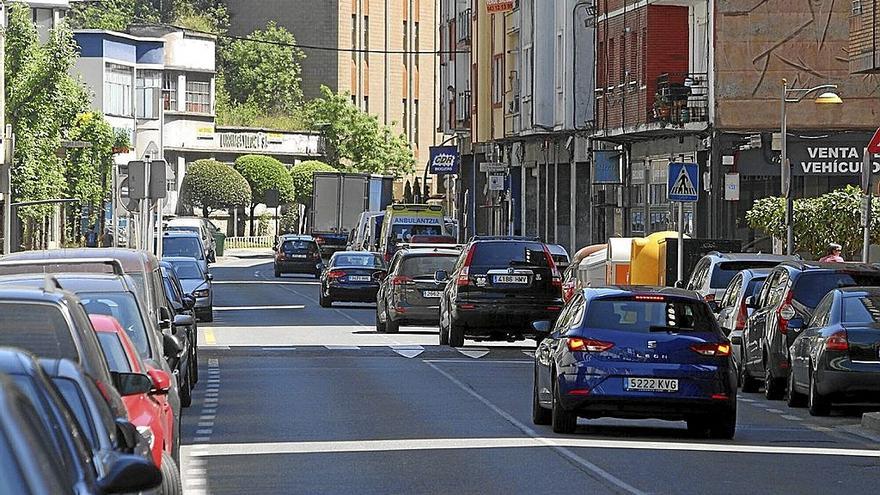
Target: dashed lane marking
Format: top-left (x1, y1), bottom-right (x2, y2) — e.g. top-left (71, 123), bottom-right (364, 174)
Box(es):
top-left (213, 305), bottom-right (306, 311)
top-left (766, 408), bottom-right (784, 414)
top-left (183, 357), bottom-right (220, 495)
top-left (457, 348), bottom-right (490, 359)
top-left (324, 345), bottom-right (361, 350)
top-left (390, 345), bottom-right (425, 358)
top-left (203, 329), bottom-right (216, 345)
top-left (781, 415), bottom-right (803, 421)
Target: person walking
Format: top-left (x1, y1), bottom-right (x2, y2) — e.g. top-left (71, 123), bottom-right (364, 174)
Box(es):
top-left (819, 243), bottom-right (845, 263)
top-left (85, 224), bottom-right (99, 248)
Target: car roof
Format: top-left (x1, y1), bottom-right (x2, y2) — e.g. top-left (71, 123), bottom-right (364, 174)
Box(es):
top-left (0, 273), bottom-right (132, 294)
top-left (38, 358), bottom-right (84, 382)
top-left (162, 256), bottom-right (201, 264)
top-left (0, 283), bottom-right (73, 304)
top-left (398, 248), bottom-right (461, 257)
top-left (333, 251), bottom-right (378, 256)
top-left (704, 252), bottom-right (796, 262)
top-left (0, 348), bottom-right (40, 375)
top-left (166, 218), bottom-right (206, 226)
top-left (281, 235), bottom-right (315, 240)
top-left (470, 236), bottom-right (542, 243)
top-left (835, 286), bottom-right (880, 296)
top-left (1, 248), bottom-right (157, 273)
top-left (779, 261), bottom-right (880, 273)
top-left (583, 286), bottom-right (701, 300)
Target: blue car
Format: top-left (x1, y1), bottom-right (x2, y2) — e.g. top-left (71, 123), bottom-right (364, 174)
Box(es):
top-left (532, 287), bottom-right (737, 438)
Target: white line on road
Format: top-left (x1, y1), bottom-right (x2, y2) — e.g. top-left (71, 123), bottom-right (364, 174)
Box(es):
top-left (391, 345), bottom-right (425, 359)
top-left (457, 348), bottom-right (490, 359)
top-left (324, 345), bottom-right (360, 350)
top-left (422, 359), bottom-right (533, 364)
top-left (765, 408), bottom-right (784, 414)
top-left (213, 305), bottom-right (306, 311)
top-left (781, 415), bottom-right (803, 421)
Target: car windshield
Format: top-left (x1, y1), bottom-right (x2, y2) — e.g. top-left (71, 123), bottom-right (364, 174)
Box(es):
top-left (163, 236), bottom-right (204, 259)
top-left (78, 292), bottom-right (150, 357)
top-left (390, 224), bottom-right (443, 242)
top-left (745, 278), bottom-right (766, 298)
top-left (333, 254), bottom-right (384, 268)
top-left (0, 302), bottom-right (78, 361)
top-left (168, 225), bottom-right (200, 237)
top-left (96, 333), bottom-right (131, 373)
top-left (400, 255), bottom-right (458, 277)
top-left (470, 242), bottom-right (550, 268)
top-left (710, 261), bottom-right (782, 288)
top-left (583, 298), bottom-right (717, 333)
top-left (841, 295), bottom-right (880, 324)
top-left (793, 272), bottom-right (880, 308)
top-left (169, 260), bottom-right (203, 280)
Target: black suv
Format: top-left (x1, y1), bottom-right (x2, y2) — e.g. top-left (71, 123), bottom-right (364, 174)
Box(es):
top-left (274, 236), bottom-right (323, 278)
top-left (439, 237), bottom-right (563, 347)
top-left (742, 261), bottom-right (880, 398)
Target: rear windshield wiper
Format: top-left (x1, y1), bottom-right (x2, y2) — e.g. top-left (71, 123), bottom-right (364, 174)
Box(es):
top-left (649, 325), bottom-right (684, 333)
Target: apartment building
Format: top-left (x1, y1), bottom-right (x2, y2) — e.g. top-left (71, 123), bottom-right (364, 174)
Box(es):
top-left (227, 1), bottom-right (439, 186)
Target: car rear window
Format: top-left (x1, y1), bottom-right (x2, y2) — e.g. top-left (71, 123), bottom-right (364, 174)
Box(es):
top-left (332, 253), bottom-right (383, 268)
top-left (282, 240), bottom-right (317, 253)
top-left (163, 237), bottom-right (204, 259)
top-left (390, 224), bottom-right (444, 242)
top-left (841, 295), bottom-right (880, 324)
top-left (78, 292), bottom-right (149, 358)
top-left (470, 242), bottom-right (549, 268)
top-left (583, 297), bottom-right (717, 333)
top-left (170, 260), bottom-right (203, 280)
top-left (96, 333), bottom-right (131, 373)
top-left (710, 261), bottom-right (782, 288)
top-left (0, 302), bottom-right (78, 361)
top-left (745, 278), bottom-right (766, 298)
top-left (400, 255), bottom-right (458, 277)
top-left (794, 272), bottom-right (880, 308)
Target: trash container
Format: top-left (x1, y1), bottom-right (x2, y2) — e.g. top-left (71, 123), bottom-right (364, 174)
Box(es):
top-left (213, 232), bottom-right (226, 257)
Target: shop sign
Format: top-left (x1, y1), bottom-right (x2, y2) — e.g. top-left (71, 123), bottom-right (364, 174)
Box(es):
top-left (487, 0), bottom-right (515, 13)
top-left (218, 132), bottom-right (269, 150)
top-left (794, 146), bottom-right (880, 175)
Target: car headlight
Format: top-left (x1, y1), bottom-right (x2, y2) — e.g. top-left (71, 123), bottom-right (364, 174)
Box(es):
top-left (136, 425), bottom-right (155, 449)
top-left (193, 288), bottom-right (209, 298)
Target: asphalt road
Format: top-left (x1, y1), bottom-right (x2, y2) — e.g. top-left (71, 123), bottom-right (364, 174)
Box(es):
top-left (179, 256), bottom-right (880, 495)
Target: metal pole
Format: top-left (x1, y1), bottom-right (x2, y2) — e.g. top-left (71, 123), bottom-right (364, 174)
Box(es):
top-left (863, 147), bottom-right (872, 263)
top-left (156, 197), bottom-right (163, 258)
top-left (781, 79), bottom-right (794, 255)
top-left (111, 164), bottom-right (118, 248)
top-left (677, 201), bottom-right (684, 286)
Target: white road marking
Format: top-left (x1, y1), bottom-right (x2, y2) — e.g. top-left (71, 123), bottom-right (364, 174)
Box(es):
top-left (738, 397), bottom-right (755, 402)
top-left (198, 421), bottom-right (214, 427)
top-left (213, 305), bottom-right (306, 311)
top-left (522, 350), bottom-right (536, 358)
top-left (422, 359), bottom-right (533, 364)
top-left (324, 345), bottom-right (360, 350)
top-left (781, 415), bottom-right (803, 421)
top-left (261, 347), bottom-right (298, 351)
top-left (766, 408), bottom-right (784, 414)
top-left (457, 348), bottom-right (490, 359)
top-left (391, 345), bottom-right (425, 358)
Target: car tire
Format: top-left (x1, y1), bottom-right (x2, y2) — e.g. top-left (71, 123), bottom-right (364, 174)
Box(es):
top-left (740, 362), bottom-right (760, 393)
top-left (532, 368), bottom-right (551, 425)
top-left (708, 410), bottom-right (737, 440)
top-left (686, 417), bottom-right (710, 437)
top-left (764, 366), bottom-right (785, 400)
top-left (386, 317), bottom-right (400, 334)
top-left (375, 309), bottom-right (387, 333)
top-left (808, 370), bottom-right (831, 416)
top-left (160, 451), bottom-right (183, 495)
top-left (201, 308), bottom-right (213, 323)
top-left (314, 271), bottom-right (321, 280)
top-left (179, 370), bottom-right (192, 408)
top-left (448, 318), bottom-right (465, 348)
top-left (438, 304), bottom-right (450, 345)
top-left (551, 378), bottom-right (577, 434)
top-left (274, 268), bottom-right (281, 278)
top-left (319, 292), bottom-right (332, 308)
top-left (786, 371), bottom-right (807, 408)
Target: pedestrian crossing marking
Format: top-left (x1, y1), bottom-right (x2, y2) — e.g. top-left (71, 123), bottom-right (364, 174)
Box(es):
top-left (457, 348), bottom-right (490, 359)
top-left (670, 165), bottom-right (697, 197)
top-left (391, 345), bottom-right (425, 358)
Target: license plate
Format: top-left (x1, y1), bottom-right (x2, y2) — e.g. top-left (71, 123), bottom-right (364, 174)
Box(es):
top-left (348, 275), bottom-right (372, 282)
top-left (493, 275), bottom-right (528, 284)
top-left (289, 254), bottom-right (308, 259)
top-left (625, 377), bottom-right (679, 392)
top-left (422, 290), bottom-right (442, 298)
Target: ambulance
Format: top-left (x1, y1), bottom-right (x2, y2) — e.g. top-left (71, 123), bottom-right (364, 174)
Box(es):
top-left (378, 204), bottom-right (446, 261)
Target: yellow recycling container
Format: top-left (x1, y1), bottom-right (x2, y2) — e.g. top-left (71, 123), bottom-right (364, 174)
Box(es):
top-left (629, 231), bottom-right (689, 286)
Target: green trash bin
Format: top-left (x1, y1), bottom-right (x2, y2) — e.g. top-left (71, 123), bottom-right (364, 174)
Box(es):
top-left (213, 232), bottom-right (226, 258)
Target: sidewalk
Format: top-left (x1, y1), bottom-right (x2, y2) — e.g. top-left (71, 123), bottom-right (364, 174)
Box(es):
top-left (863, 413), bottom-right (880, 436)
top-left (218, 248), bottom-right (274, 261)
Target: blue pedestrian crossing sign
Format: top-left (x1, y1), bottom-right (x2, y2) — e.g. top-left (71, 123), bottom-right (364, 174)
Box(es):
top-left (668, 162), bottom-right (699, 202)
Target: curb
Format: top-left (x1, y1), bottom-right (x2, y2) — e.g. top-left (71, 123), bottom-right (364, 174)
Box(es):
top-left (862, 412), bottom-right (880, 435)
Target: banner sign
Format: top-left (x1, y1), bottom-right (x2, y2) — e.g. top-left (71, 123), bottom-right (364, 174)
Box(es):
top-left (487, 0), bottom-right (515, 13)
top-left (428, 146), bottom-right (460, 175)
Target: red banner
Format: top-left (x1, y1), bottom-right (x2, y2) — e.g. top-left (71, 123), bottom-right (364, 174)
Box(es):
top-left (487, 0), bottom-right (515, 13)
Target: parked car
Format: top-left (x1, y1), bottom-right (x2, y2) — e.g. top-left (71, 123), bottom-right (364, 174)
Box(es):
top-left (0, 372), bottom-right (75, 495)
top-left (742, 261), bottom-right (880, 399)
top-left (788, 287), bottom-right (880, 415)
top-left (0, 348), bottom-right (161, 494)
top-left (546, 244), bottom-right (571, 272)
top-left (714, 268), bottom-right (772, 374)
top-left (91, 314), bottom-right (182, 493)
top-left (274, 235), bottom-right (323, 278)
top-left (439, 236), bottom-right (564, 347)
top-left (162, 231), bottom-right (208, 275)
top-left (686, 252), bottom-right (795, 307)
top-left (165, 256), bottom-right (214, 322)
top-left (532, 287), bottom-right (737, 439)
top-left (166, 217), bottom-right (217, 262)
top-left (160, 264), bottom-right (197, 407)
top-left (376, 248), bottom-right (460, 333)
top-left (319, 251), bottom-right (386, 307)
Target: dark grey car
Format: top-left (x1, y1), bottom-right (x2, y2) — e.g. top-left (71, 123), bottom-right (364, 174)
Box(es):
top-left (165, 256), bottom-right (213, 322)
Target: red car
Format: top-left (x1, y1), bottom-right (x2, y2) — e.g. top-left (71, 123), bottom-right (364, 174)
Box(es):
top-left (90, 315), bottom-right (178, 472)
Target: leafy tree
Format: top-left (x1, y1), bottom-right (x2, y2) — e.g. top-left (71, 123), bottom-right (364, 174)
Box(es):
top-left (64, 112), bottom-right (116, 232)
top-left (290, 160), bottom-right (335, 206)
top-left (302, 86), bottom-right (414, 176)
top-left (179, 159), bottom-right (251, 218)
top-left (68, 0), bottom-right (159, 30)
top-left (233, 154), bottom-right (294, 234)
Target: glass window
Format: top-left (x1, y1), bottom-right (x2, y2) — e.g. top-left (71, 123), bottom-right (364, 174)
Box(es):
top-left (842, 295), bottom-right (880, 323)
top-left (414, 22), bottom-right (419, 68)
top-left (389, 224), bottom-right (443, 243)
top-left (163, 236), bottom-right (204, 259)
top-left (331, 253), bottom-right (384, 268)
top-left (0, 302), bottom-right (77, 361)
top-left (163, 72), bottom-right (177, 111)
top-left (400, 255), bottom-right (458, 277)
top-left (364, 16), bottom-right (370, 62)
top-left (104, 63), bottom-right (133, 116)
top-left (414, 99), bottom-right (420, 144)
top-left (52, 378), bottom-right (97, 451)
top-left (96, 333), bottom-right (131, 373)
top-left (794, 272), bottom-right (880, 309)
top-left (470, 242), bottom-right (549, 268)
top-left (170, 260), bottom-right (203, 280)
top-left (351, 14), bottom-right (357, 63)
top-left (403, 20), bottom-right (409, 68)
top-left (583, 298), bottom-right (717, 333)
top-left (720, 274), bottom-right (743, 309)
top-left (136, 70), bottom-right (161, 119)
top-left (78, 292), bottom-right (150, 358)
top-left (282, 240), bottom-right (318, 253)
top-left (710, 261), bottom-right (782, 289)
top-left (185, 77), bottom-right (211, 113)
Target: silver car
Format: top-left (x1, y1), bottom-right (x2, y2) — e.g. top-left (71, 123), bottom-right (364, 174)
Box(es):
top-left (165, 256), bottom-right (214, 323)
top-left (686, 252), bottom-right (795, 306)
top-left (715, 268), bottom-right (772, 375)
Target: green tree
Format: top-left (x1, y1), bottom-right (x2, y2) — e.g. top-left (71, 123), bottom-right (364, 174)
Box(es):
top-left (64, 112), bottom-right (116, 234)
top-left (302, 86), bottom-right (414, 176)
top-left (179, 159), bottom-right (251, 218)
top-left (68, 0), bottom-right (159, 30)
top-left (233, 154), bottom-right (294, 234)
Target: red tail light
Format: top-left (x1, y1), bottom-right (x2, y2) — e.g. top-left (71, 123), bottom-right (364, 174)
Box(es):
top-left (690, 342), bottom-right (731, 357)
top-left (634, 295), bottom-right (665, 302)
top-left (457, 246), bottom-right (476, 286)
top-left (542, 245), bottom-right (563, 289)
top-left (562, 280), bottom-right (576, 302)
top-left (384, 252), bottom-right (393, 262)
top-left (825, 330), bottom-right (849, 351)
top-left (567, 337), bottom-right (614, 352)
top-left (704, 293), bottom-right (716, 303)
top-left (776, 291), bottom-right (795, 335)
top-left (734, 301), bottom-right (748, 331)
top-left (391, 275), bottom-right (414, 286)
top-left (327, 270), bottom-right (346, 279)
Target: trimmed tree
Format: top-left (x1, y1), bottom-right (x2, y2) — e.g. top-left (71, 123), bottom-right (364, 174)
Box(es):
top-left (179, 159), bottom-right (251, 218)
top-left (233, 154), bottom-right (295, 235)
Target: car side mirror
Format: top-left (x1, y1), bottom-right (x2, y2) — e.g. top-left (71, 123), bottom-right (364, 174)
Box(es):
top-left (163, 333), bottom-right (183, 362)
top-left (207, 273), bottom-right (214, 281)
top-left (114, 418), bottom-right (139, 452)
top-left (97, 453), bottom-right (162, 494)
top-left (744, 296), bottom-right (756, 309)
top-left (435, 270), bottom-right (449, 282)
top-left (173, 314), bottom-right (194, 327)
top-left (729, 334), bottom-right (743, 346)
top-left (183, 295), bottom-right (196, 310)
top-left (531, 320), bottom-right (552, 339)
top-left (147, 368), bottom-right (171, 394)
top-left (112, 372), bottom-right (153, 396)
top-left (158, 307), bottom-right (172, 330)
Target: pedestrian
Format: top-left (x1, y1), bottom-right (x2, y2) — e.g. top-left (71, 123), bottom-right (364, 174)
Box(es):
top-left (101, 227), bottom-right (113, 247)
top-left (85, 224), bottom-right (98, 248)
top-left (819, 243), bottom-right (845, 263)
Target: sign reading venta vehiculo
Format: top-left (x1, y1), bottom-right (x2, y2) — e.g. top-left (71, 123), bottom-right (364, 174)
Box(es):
top-left (793, 145), bottom-right (880, 176)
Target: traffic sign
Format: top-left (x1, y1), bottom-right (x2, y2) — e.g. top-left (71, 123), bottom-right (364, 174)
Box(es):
top-left (868, 128), bottom-right (880, 154)
top-left (667, 162), bottom-right (699, 202)
top-left (479, 162), bottom-right (507, 173)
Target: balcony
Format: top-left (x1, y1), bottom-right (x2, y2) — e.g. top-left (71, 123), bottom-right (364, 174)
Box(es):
top-left (455, 90), bottom-right (472, 128)
top-left (457, 9), bottom-right (472, 46)
top-left (650, 72), bottom-right (709, 126)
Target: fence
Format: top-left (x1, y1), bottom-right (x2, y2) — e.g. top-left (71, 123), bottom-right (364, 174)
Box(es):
top-left (224, 235), bottom-right (274, 250)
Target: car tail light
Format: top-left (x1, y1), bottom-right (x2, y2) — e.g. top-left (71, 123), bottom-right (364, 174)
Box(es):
top-left (776, 291), bottom-right (795, 335)
top-left (327, 270), bottom-right (346, 279)
top-left (825, 330), bottom-right (849, 351)
top-left (562, 280), bottom-right (576, 302)
top-left (734, 300), bottom-right (748, 331)
top-left (567, 337), bottom-right (614, 352)
top-left (704, 293), bottom-right (716, 303)
top-left (634, 295), bottom-right (665, 302)
top-left (568, 388), bottom-right (590, 396)
top-left (542, 245), bottom-right (563, 289)
top-left (690, 342), bottom-right (731, 357)
top-left (391, 275), bottom-right (414, 286)
top-left (457, 246), bottom-right (476, 286)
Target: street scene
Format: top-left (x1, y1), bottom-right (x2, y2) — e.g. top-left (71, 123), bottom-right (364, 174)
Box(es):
top-left (2, 0), bottom-right (880, 494)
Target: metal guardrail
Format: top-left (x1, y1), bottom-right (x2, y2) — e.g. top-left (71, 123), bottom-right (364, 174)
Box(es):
top-left (224, 236), bottom-right (274, 250)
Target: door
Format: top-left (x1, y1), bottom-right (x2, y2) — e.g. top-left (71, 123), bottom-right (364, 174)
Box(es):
top-left (745, 270), bottom-right (780, 373)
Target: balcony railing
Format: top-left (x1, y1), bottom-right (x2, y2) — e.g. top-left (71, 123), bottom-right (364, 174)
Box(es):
top-left (650, 72), bottom-right (709, 126)
top-left (456, 90), bottom-right (472, 124)
top-left (457, 9), bottom-right (472, 45)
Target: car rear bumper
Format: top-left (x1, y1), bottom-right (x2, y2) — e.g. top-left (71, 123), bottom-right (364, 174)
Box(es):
top-left (451, 301), bottom-right (562, 334)
top-left (817, 366), bottom-right (880, 399)
top-left (275, 260), bottom-right (322, 274)
top-left (389, 303), bottom-right (440, 325)
top-left (560, 395), bottom-right (736, 421)
top-left (327, 285), bottom-right (379, 302)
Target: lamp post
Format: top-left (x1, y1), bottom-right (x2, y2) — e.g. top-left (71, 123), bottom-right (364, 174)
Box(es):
top-left (780, 79), bottom-right (843, 255)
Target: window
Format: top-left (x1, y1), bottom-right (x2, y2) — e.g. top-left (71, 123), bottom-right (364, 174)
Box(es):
top-left (402, 99), bottom-right (408, 137)
top-left (852, 0), bottom-right (863, 15)
top-left (583, 298), bottom-right (717, 333)
top-left (492, 54), bottom-right (504, 106)
top-left (364, 16), bottom-right (370, 62)
top-left (167, 178), bottom-right (177, 192)
top-left (136, 70), bottom-right (161, 119)
top-left (163, 73), bottom-right (177, 111)
top-left (364, 96), bottom-right (370, 112)
top-left (842, 295), bottom-right (880, 323)
top-left (597, 41), bottom-right (605, 88)
top-left (619, 35), bottom-right (625, 82)
top-left (630, 34), bottom-right (638, 86)
top-left (414, 22), bottom-right (420, 68)
top-left (352, 14), bottom-right (358, 62)
top-left (607, 39), bottom-right (615, 87)
top-left (413, 99), bottom-right (419, 143)
top-left (403, 20), bottom-right (409, 68)
top-left (185, 76), bottom-right (211, 113)
top-left (104, 63), bottom-right (133, 116)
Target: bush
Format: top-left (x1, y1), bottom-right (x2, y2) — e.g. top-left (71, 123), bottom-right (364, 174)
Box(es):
top-left (179, 159), bottom-right (251, 217)
top-left (290, 160), bottom-right (336, 205)
top-left (233, 154), bottom-right (295, 206)
top-left (257, 211), bottom-right (272, 236)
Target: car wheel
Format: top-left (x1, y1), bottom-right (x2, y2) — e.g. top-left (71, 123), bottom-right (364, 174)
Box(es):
top-left (160, 451), bottom-right (183, 495)
top-left (551, 378), bottom-right (577, 434)
top-left (740, 361), bottom-right (760, 393)
top-left (532, 367), bottom-right (551, 425)
top-left (448, 318), bottom-right (465, 348)
top-left (764, 366), bottom-right (785, 400)
top-left (319, 291), bottom-right (332, 308)
top-left (179, 369), bottom-right (192, 408)
top-left (686, 417), bottom-right (710, 437)
top-left (439, 305), bottom-right (450, 345)
top-left (386, 317), bottom-right (400, 334)
top-left (375, 308), bottom-right (387, 333)
top-left (709, 409), bottom-right (737, 440)
top-left (314, 271), bottom-right (321, 280)
top-left (274, 268), bottom-right (281, 278)
top-left (808, 370), bottom-right (831, 416)
top-left (201, 308), bottom-right (213, 323)
top-left (786, 371), bottom-right (807, 408)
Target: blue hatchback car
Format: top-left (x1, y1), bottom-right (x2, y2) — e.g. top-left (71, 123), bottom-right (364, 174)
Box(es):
top-left (532, 287), bottom-right (737, 438)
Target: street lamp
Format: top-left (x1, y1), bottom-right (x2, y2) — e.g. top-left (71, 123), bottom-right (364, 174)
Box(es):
top-left (780, 79), bottom-right (843, 255)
